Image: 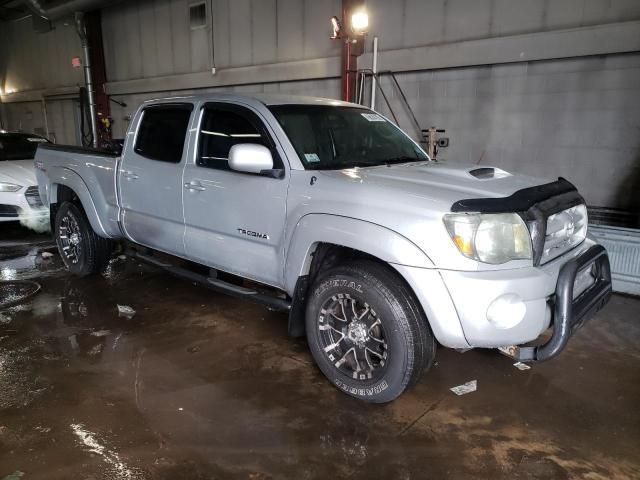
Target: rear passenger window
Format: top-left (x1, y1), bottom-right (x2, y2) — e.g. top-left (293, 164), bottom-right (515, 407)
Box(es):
top-left (198, 107), bottom-right (275, 170)
top-left (134, 105), bottom-right (193, 163)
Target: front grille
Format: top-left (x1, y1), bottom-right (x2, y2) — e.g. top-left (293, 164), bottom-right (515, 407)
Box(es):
top-left (0, 204), bottom-right (20, 217)
top-left (540, 204), bottom-right (588, 264)
top-left (25, 186), bottom-right (43, 208)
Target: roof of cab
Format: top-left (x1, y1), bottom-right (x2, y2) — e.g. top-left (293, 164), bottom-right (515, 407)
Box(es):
top-left (141, 92), bottom-right (361, 108)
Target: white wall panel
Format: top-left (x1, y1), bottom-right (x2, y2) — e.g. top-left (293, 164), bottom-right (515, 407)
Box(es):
top-left (252, 0), bottom-right (277, 65)
top-left (2, 0), bottom-right (640, 210)
top-left (1, 17), bottom-right (83, 92)
top-left (276, 0), bottom-right (304, 62)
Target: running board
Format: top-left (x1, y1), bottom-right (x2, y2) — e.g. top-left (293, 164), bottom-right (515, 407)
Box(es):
top-left (128, 250), bottom-right (291, 312)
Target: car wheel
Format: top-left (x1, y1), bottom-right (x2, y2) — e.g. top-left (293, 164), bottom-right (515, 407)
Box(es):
top-left (55, 201), bottom-right (113, 277)
top-left (306, 260), bottom-right (436, 403)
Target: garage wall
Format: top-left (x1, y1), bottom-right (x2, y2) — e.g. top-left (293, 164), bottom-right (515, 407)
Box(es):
top-left (375, 53), bottom-right (640, 210)
top-left (0, 17), bottom-right (83, 92)
top-left (1, 101), bottom-right (44, 134)
top-left (0, 16), bottom-right (83, 142)
top-left (102, 0), bottom-right (342, 80)
top-left (367, 0), bottom-right (640, 49)
top-left (1, 0), bottom-right (639, 209)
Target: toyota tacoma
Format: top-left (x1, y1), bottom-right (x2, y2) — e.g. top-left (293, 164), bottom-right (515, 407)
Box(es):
top-left (34, 94), bottom-right (612, 402)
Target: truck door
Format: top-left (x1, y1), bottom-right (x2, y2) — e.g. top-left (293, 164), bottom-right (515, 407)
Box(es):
top-left (118, 103), bottom-right (194, 255)
top-left (182, 102), bottom-right (289, 287)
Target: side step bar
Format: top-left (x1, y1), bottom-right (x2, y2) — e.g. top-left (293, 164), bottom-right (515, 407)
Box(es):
top-left (127, 249), bottom-right (292, 312)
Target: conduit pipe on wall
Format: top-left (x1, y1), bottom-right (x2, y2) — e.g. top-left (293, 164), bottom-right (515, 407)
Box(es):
top-left (23, 0), bottom-right (123, 22)
top-left (22, 0), bottom-right (122, 147)
top-left (75, 12), bottom-right (98, 148)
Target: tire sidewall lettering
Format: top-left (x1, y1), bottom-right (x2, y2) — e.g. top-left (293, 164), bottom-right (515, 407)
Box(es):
top-left (335, 378), bottom-right (389, 397)
top-left (314, 278), bottom-right (363, 297)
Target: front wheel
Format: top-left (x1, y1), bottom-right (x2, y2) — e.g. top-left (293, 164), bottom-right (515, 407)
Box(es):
top-left (55, 202), bottom-right (113, 277)
top-left (305, 261), bottom-right (436, 403)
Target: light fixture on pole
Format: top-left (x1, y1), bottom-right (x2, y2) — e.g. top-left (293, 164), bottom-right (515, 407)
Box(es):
top-left (329, 2), bottom-right (369, 103)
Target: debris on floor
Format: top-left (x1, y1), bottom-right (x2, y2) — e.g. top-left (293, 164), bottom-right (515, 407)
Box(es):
top-left (40, 251), bottom-right (54, 259)
top-left (1, 472), bottom-right (24, 480)
top-left (117, 304), bottom-right (136, 319)
top-left (91, 330), bottom-right (111, 337)
top-left (450, 380), bottom-right (477, 396)
top-left (513, 362), bottom-right (531, 371)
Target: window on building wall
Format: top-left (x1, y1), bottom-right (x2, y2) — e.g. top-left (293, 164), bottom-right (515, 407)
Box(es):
top-left (189, 2), bottom-right (207, 29)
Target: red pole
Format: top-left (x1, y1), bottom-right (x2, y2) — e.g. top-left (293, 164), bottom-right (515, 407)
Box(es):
top-left (341, 0), bottom-right (358, 102)
top-left (340, 0), bottom-right (365, 102)
top-left (342, 40), bottom-right (353, 102)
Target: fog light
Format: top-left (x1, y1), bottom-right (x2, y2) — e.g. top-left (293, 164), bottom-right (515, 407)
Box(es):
top-left (486, 294), bottom-right (526, 329)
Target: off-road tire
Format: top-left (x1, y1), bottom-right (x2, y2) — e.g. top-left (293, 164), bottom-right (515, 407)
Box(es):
top-left (55, 201), bottom-right (113, 277)
top-left (306, 260), bottom-right (436, 403)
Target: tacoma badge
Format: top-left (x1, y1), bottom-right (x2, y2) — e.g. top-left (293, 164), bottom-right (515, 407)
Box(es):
top-left (237, 228), bottom-right (270, 240)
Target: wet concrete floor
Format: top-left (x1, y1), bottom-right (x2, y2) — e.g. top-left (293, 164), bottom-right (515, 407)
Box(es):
top-left (0, 224), bottom-right (639, 479)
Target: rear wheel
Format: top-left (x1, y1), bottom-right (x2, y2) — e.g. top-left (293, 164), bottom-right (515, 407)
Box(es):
top-left (305, 260), bottom-right (436, 403)
top-left (55, 201), bottom-right (112, 277)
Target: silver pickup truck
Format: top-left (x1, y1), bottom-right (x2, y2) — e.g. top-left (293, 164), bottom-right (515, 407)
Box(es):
top-left (34, 93), bottom-right (612, 402)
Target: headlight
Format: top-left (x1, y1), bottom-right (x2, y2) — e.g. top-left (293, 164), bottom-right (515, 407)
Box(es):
top-left (0, 182), bottom-right (22, 192)
top-left (443, 212), bottom-right (532, 264)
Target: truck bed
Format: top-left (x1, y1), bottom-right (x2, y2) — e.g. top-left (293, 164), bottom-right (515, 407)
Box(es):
top-left (35, 143), bottom-right (122, 238)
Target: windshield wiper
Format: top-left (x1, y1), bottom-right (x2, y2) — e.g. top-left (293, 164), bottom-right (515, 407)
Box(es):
top-left (382, 156), bottom-right (423, 166)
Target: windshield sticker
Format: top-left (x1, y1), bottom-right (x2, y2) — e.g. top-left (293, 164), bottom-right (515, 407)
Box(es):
top-left (304, 153), bottom-right (321, 163)
top-left (27, 138), bottom-right (48, 142)
top-left (361, 113), bottom-right (385, 122)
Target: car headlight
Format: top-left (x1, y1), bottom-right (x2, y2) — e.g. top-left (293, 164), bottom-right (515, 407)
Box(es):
top-left (0, 182), bottom-right (22, 192)
top-left (443, 212), bottom-right (532, 264)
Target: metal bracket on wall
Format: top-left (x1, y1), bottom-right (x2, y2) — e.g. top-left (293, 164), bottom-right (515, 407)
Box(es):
top-left (355, 69), bottom-right (422, 138)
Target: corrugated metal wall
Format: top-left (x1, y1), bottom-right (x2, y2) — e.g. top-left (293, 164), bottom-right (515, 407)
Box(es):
top-left (1, 101), bottom-right (44, 134)
top-left (1, 0), bottom-right (639, 209)
top-left (1, 17), bottom-right (84, 92)
top-left (101, 0), bottom-right (343, 81)
top-left (366, 0), bottom-right (640, 48)
top-left (373, 53), bottom-right (640, 211)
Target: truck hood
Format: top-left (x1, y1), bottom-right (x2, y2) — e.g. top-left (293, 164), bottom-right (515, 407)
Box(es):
top-left (0, 160), bottom-right (37, 187)
top-left (318, 161), bottom-right (551, 209)
top-left (290, 161), bottom-right (557, 271)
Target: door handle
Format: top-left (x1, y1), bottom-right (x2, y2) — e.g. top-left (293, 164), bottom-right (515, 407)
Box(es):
top-left (122, 171), bottom-right (139, 180)
top-left (184, 182), bottom-right (206, 192)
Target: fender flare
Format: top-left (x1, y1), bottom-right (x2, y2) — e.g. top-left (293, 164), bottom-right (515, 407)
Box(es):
top-left (284, 213), bottom-right (434, 294)
top-left (47, 166), bottom-right (110, 238)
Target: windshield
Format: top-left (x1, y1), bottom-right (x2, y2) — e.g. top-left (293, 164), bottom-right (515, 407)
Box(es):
top-left (269, 105), bottom-right (428, 170)
top-left (0, 134), bottom-right (48, 161)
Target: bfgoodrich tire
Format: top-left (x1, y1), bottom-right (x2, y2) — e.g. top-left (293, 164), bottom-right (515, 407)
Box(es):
top-left (306, 260), bottom-right (436, 403)
top-left (55, 201), bottom-right (113, 277)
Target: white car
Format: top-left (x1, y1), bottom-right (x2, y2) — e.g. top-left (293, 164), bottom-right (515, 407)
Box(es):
top-left (0, 131), bottom-right (50, 229)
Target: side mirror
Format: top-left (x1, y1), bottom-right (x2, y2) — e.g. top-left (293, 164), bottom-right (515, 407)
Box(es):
top-left (228, 143), bottom-right (274, 175)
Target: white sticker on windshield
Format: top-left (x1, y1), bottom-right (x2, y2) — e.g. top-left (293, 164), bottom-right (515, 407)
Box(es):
top-left (361, 113), bottom-right (385, 122)
top-left (304, 153), bottom-right (321, 163)
top-left (27, 137), bottom-right (48, 142)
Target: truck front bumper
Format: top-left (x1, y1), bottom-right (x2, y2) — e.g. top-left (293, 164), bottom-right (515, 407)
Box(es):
top-left (394, 240), bottom-right (612, 358)
top-left (500, 244), bottom-right (611, 361)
